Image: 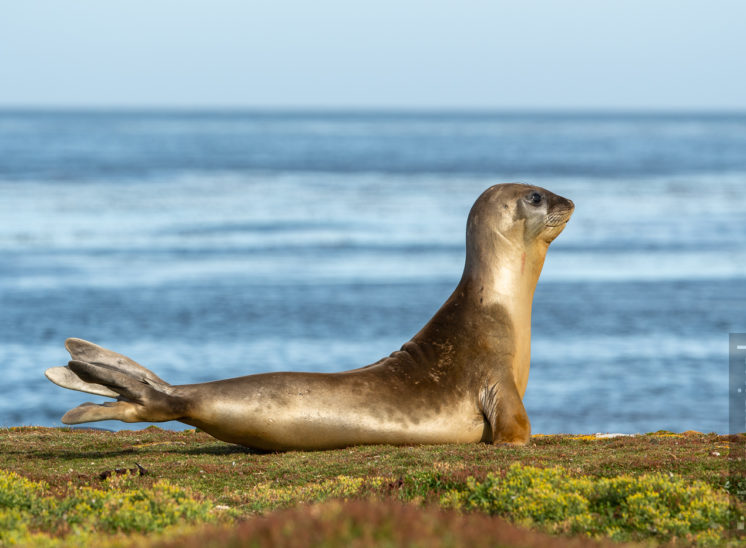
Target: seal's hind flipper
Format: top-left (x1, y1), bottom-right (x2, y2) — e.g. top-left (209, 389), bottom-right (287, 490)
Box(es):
top-left (65, 338), bottom-right (168, 387)
top-left (62, 401), bottom-right (142, 424)
top-left (46, 339), bottom-right (185, 425)
top-left (45, 366), bottom-right (119, 398)
top-left (67, 360), bottom-right (156, 403)
top-left (55, 360), bottom-right (184, 423)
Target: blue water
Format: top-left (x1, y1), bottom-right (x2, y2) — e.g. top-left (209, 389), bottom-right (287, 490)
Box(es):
top-left (0, 110), bottom-right (744, 435)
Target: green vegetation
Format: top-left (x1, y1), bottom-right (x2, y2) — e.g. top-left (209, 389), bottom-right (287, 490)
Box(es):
top-left (0, 427), bottom-right (742, 547)
top-left (440, 463), bottom-right (730, 545)
top-left (0, 469), bottom-right (215, 546)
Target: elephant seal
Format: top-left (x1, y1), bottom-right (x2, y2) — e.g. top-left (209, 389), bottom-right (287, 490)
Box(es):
top-left (45, 183), bottom-right (573, 450)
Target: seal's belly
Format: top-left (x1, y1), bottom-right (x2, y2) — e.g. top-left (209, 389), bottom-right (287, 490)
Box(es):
top-left (188, 398), bottom-right (488, 450)
top-left (179, 369), bottom-right (489, 450)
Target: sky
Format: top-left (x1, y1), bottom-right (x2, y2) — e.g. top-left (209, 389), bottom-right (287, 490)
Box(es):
top-left (1, 0), bottom-right (745, 110)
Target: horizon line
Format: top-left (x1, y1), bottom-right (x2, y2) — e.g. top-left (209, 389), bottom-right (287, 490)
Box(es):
top-left (0, 105), bottom-right (745, 115)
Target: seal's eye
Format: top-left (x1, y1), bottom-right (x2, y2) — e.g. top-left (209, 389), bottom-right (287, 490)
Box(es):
top-left (527, 192), bottom-right (543, 205)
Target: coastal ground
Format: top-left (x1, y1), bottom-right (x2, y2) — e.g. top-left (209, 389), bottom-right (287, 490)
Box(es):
top-left (0, 427), bottom-right (742, 547)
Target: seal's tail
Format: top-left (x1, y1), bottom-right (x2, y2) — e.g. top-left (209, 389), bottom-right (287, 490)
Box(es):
top-left (45, 339), bottom-right (186, 424)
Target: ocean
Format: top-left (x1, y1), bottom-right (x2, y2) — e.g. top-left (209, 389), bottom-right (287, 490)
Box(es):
top-left (0, 110), bottom-right (744, 435)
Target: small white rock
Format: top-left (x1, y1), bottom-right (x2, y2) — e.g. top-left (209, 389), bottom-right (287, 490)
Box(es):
top-left (595, 433), bottom-right (636, 439)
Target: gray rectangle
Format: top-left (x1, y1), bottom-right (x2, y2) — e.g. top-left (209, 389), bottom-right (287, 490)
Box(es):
top-left (729, 334), bottom-right (746, 536)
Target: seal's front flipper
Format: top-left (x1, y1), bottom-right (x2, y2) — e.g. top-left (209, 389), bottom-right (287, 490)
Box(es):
top-left (480, 377), bottom-right (531, 446)
top-left (62, 401), bottom-right (143, 424)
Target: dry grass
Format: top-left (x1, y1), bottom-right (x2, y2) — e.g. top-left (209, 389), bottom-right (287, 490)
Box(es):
top-left (0, 427), bottom-right (741, 547)
top-left (154, 500), bottom-right (639, 548)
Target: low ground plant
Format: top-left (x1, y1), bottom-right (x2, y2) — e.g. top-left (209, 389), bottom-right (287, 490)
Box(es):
top-left (0, 469), bottom-right (215, 546)
top-left (440, 463), bottom-right (730, 545)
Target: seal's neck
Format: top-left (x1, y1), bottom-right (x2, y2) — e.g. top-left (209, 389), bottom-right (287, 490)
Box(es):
top-left (461, 236), bottom-right (548, 398)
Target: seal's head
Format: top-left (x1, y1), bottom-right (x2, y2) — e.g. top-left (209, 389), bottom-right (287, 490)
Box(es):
top-left (467, 183), bottom-right (574, 251)
top-left (464, 183), bottom-right (574, 290)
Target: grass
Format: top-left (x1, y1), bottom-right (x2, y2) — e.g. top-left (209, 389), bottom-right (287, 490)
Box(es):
top-left (0, 427), bottom-right (743, 546)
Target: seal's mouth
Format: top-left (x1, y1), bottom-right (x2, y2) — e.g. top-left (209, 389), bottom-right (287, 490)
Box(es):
top-left (544, 208), bottom-right (574, 227)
